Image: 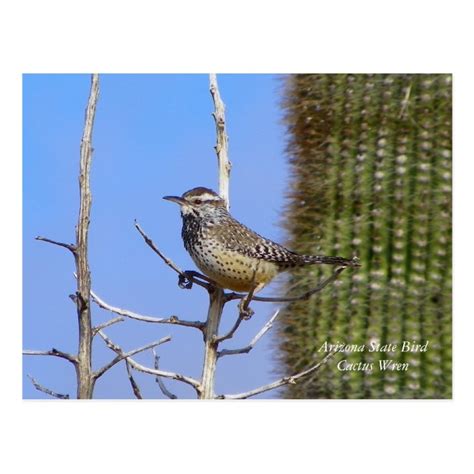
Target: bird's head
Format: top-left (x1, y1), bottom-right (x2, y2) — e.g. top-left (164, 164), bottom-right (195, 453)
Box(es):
top-left (163, 187), bottom-right (227, 219)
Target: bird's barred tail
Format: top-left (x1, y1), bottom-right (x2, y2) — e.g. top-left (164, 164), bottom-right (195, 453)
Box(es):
top-left (301, 255), bottom-right (361, 267)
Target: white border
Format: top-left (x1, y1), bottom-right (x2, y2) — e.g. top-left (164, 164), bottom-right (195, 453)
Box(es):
top-left (3, 1), bottom-right (472, 472)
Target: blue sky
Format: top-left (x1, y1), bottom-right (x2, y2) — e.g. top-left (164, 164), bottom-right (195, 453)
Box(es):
top-left (23, 74), bottom-right (291, 399)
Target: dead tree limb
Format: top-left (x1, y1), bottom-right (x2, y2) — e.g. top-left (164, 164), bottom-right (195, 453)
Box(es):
top-left (74, 73), bottom-right (100, 399)
top-left (25, 74), bottom-right (100, 399)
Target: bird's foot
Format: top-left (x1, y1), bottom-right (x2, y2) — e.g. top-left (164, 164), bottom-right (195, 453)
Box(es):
top-left (178, 272), bottom-right (194, 290)
top-left (238, 299), bottom-right (255, 320)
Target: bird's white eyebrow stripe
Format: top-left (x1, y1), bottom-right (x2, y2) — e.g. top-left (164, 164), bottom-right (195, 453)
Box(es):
top-left (189, 193), bottom-right (220, 201)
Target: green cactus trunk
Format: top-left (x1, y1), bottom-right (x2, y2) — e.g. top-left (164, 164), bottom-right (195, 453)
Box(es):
top-left (278, 74), bottom-right (452, 399)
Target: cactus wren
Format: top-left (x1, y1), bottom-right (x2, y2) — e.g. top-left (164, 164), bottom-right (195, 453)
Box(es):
top-left (163, 187), bottom-right (359, 293)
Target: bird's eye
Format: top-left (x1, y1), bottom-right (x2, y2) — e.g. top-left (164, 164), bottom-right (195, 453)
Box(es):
top-left (194, 199), bottom-right (202, 205)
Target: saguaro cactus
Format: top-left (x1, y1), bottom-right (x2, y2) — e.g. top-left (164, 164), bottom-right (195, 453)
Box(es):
top-left (278, 74), bottom-right (452, 399)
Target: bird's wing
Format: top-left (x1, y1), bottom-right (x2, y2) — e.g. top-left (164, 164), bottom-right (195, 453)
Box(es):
top-left (214, 216), bottom-right (299, 264)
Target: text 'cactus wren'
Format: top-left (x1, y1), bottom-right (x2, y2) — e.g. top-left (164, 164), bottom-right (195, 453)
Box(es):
top-left (164, 187), bottom-right (359, 293)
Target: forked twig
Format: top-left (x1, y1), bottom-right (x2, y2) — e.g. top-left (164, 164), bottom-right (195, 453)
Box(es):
top-left (98, 331), bottom-right (201, 395)
top-left (94, 331), bottom-right (172, 380)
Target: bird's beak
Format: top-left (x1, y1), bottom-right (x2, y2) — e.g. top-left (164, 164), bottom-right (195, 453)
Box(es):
top-left (163, 195), bottom-right (187, 206)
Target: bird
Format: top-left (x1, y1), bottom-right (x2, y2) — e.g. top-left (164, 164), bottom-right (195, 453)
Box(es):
top-left (163, 186), bottom-right (359, 294)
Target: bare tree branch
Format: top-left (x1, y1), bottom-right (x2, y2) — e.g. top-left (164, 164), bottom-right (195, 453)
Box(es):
top-left (216, 350), bottom-right (337, 399)
top-left (152, 348), bottom-right (178, 399)
top-left (125, 361), bottom-right (143, 399)
top-left (92, 316), bottom-right (125, 336)
top-left (23, 348), bottom-right (78, 365)
top-left (25, 74), bottom-right (100, 399)
top-left (90, 289), bottom-right (205, 330)
top-left (94, 331), bottom-right (172, 380)
top-left (218, 309), bottom-right (280, 358)
top-left (35, 236), bottom-right (76, 253)
top-left (73, 73), bottom-right (100, 399)
top-left (210, 73), bottom-right (231, 209)
top-left (135, 220), bottom-right (210, 291)
top-left (27, 375), bottom-right (70, 399)
top-left (97, 331), bottom-right (201, 394)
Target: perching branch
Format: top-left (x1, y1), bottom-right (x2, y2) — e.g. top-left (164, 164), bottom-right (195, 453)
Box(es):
top-left (216, 350), bottom-right (337, 399)
top-left (217, 309), bottom-right (280, 358)
top-left (94, 331), bottom-right (172, 380)
top-left (135, 220), bottom-right (210, 291)
top-left (27, 375), bottom-right (70, 400)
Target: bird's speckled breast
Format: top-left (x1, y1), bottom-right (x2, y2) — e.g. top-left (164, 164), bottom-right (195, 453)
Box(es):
top-left (190, 246), bottom-right (279, 292)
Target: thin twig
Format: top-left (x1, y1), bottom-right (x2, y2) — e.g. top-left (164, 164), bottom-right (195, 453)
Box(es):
top-left (215, 312), bottom-right (246, 343)
top-left (94, 331), bottom-right (172, 380)
top-left (216, 350), bottom-right (337, 399)
top-left (97, 332), bottom-right (201, 394)
top-left (23, 348), bottom-right (78, 365)
top-left (125, 361), bottom-right (143, 399)
top-left (153, 348), bottom-right (178, 399)
top-left (225, 266), bottom-right (348, 302)
top-left (218, 309), bottom-right (280, 358)
top-left (92, 316), bottom-right (125, 336)
top-left (90, 289), bottom-right (205, 330)
top-left (35, 236), bottom-right (76, 253)
top-left (27, 375), bottom-right (70, 399)
top-left (134, 220), bottom-right (210, 290)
